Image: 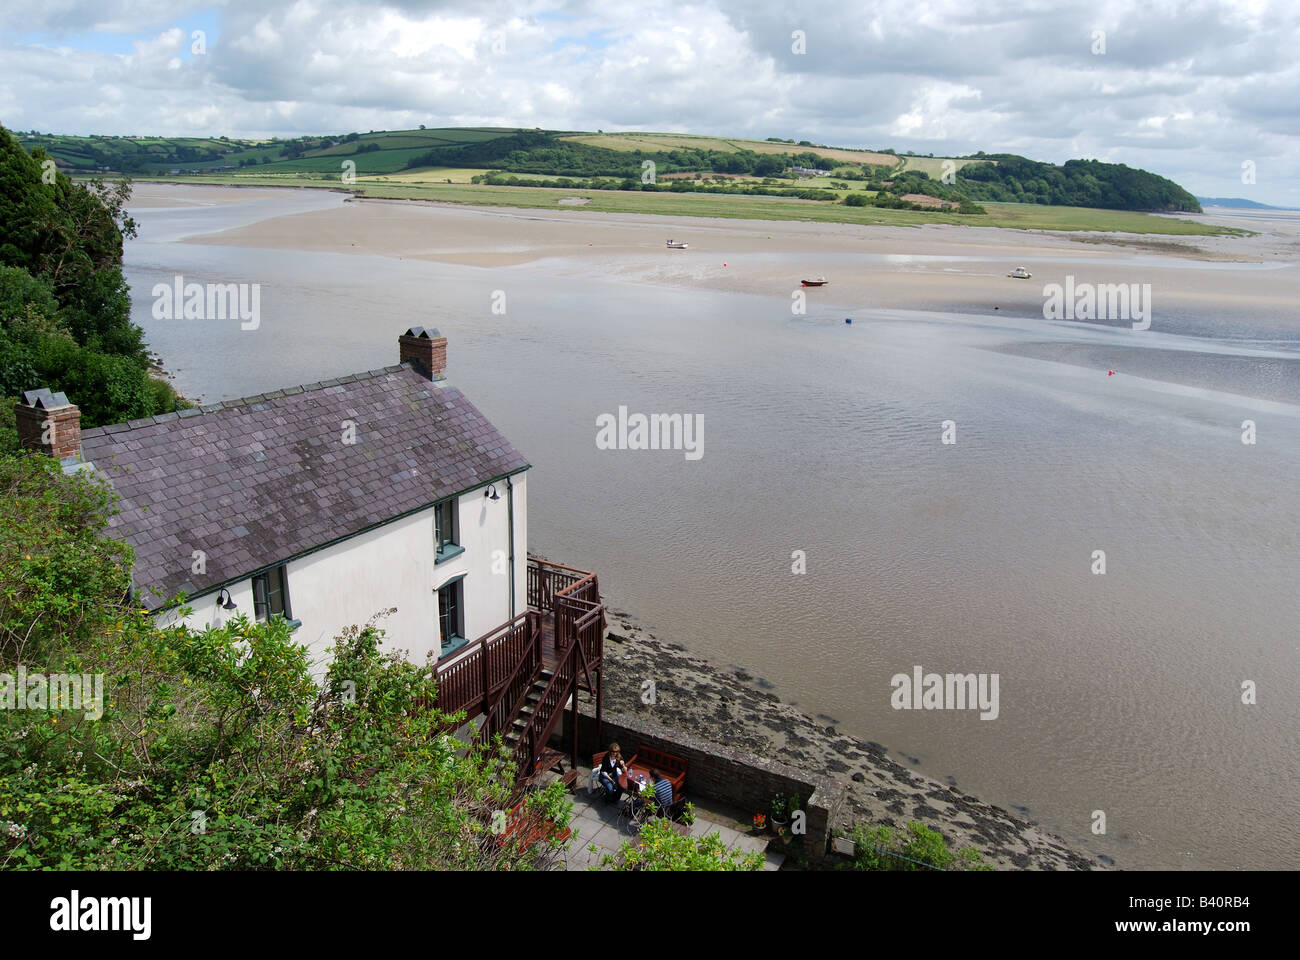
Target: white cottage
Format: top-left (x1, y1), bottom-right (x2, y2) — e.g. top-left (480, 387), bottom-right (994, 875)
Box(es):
top-left (20, 328), bottom-right (526, 667)
top-left (17, 329), bottom-right (607, 779)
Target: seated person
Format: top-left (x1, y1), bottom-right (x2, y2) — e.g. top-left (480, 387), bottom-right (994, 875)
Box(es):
top-left (633, 768), bottom-right (675, 818)
top-left (597, 742), bottom-right (626, 803)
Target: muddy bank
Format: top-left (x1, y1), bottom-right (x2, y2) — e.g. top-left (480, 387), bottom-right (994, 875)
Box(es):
top-left (595, 601), bottom-right (1105, 871)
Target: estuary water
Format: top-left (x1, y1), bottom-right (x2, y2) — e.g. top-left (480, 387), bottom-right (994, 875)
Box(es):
top-left (124, 189), bottom-right (1300, 869)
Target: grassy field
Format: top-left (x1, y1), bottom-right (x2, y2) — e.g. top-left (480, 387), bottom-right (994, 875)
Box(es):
top-left (29, 126), bottom-right (1223, 235)
top-left (359, 166), bottom-right (491, 184)
top-left (18, 126), bottom-right (518, 174)
top-left (559, 132), bottom-right (898, 166)
top-left (898, 156), bottom-right (992, 177)
top-left (128, 171), bottom-right (1244, 235)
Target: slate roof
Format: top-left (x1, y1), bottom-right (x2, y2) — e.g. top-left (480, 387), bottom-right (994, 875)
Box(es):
top-left (78, 364), bottom-right (529, 608)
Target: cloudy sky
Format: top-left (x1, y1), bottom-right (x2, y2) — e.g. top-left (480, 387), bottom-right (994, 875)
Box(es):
top-left (2, 0), bottom-right (1296, 204)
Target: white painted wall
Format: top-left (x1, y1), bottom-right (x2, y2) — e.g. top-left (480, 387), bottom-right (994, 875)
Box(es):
top-left (159, 471), bottom-right (529, 676)
top-left (288, 510), bottom-right (440, 667)
top-left (157, 579), bottom-right (256, 633)
top-left (446, 473), bottom-right (528, 641)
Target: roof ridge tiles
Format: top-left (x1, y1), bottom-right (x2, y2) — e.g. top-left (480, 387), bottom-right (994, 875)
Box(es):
top-left (81, 365), bottom-right (430, 437)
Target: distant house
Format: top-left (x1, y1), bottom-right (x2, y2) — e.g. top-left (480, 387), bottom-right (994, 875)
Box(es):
top-left (792, 165), bottom-right (832, 178)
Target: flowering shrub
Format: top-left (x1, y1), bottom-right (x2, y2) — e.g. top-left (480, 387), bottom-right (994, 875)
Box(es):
top-left (604, 819), bottom-right (764, 871)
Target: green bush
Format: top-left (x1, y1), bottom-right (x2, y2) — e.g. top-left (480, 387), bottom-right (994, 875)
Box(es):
top-left (0, 125), bottom-right (186, 427)
top-left (847, 820), bottom-right (991, 871)
top-left (602, 819), bottom-right (764, 871)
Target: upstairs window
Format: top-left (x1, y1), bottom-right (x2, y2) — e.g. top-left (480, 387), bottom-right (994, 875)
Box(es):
top-left (434, 498), bottom-right (461, 562)
top-left (252, 565), bottom-right (291, 622)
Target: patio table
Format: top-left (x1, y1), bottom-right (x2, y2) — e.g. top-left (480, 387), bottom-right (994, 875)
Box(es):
top-left (619, 764), bottom-right (652, 795)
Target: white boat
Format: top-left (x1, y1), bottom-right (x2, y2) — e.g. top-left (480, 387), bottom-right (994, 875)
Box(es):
top-left (665, 240), bottom-right (689, 249)
top-left (1008, 266), bottom-right (1032, 279)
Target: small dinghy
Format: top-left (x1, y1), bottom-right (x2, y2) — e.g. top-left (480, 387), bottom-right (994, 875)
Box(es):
top-left (801, 277), bottom-right (828, 287)
top-left (1007, 266), bottom-right (1032, 279)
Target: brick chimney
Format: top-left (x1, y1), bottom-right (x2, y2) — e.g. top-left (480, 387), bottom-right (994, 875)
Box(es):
top-left (399, 327), bottom-right (447, 381)
top-left (17, 388), bottom-right (82, 463)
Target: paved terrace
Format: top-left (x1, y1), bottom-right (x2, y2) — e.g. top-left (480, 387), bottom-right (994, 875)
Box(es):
top-left (561, 764), bottom-right (785, 871)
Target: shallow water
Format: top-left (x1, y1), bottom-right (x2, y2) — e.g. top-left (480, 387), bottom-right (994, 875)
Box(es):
top-left (124, 191), bottom-right (1300, 869)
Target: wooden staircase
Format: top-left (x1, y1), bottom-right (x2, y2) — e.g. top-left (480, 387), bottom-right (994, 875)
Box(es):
top-left (503, 668), bottom-right (555, 756)
top-left (438, 557), bottom-right (606, 787)
top-left (497, 592), bottom-right (604, 783)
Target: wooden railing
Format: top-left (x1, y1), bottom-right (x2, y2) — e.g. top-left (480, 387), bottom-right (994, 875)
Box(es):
top-left (430, 557), bottom-right (605, 777)
top-left (528, 556), bottom-right (597, 612)
top-left (558, 572), bottom-right (600, 607)
top-left (507, 588), bottom-right (606, 773)
top-left (556, 593), bottom-right (604, 678)
top-left (529, 554), bottom-right (604, 663)
top-left (479, 618), bottom-right (542, 749)
top-left (434, 612), bottom-right (539, 720)
top-left (509, 625), bottom-right (577, 776)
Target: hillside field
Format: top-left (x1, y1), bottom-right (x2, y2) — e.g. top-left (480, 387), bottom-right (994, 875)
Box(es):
top-left (127, 169), bottom-right (1243, 235)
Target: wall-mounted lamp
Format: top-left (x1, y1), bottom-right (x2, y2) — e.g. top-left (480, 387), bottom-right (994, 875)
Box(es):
top-left (484, 484), bottom-right (500, 501)
top-left (217, 588), bottom-right (237, 611)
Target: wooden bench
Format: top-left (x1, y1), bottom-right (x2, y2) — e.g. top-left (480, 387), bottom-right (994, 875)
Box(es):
top-left (521, 748), bottom-right (578, 793)
top-left (495, 797), bottom-right (572, 863)
top-left (635, 746), bottom-right (687, 799)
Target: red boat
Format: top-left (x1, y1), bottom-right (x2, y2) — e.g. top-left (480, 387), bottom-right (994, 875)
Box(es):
top-left (801, 277), bottom-right (828, 286)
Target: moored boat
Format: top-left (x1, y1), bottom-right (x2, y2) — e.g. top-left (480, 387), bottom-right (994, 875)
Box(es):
top-left (666, 239), bottom-right (689, 249)
top-left (801, 277), bottom-right (828, 286)
top-left (1007, 266), bottom-right (1032, 279)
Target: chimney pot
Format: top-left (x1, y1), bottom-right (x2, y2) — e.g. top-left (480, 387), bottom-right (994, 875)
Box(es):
top-left (399, 327), bottom-right (447, 380)
top-left (17, 388), bottom-right (83, 463)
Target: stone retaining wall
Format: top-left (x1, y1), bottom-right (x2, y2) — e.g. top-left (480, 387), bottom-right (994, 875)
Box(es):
top-left (554, 703), bottom-right (846, 865)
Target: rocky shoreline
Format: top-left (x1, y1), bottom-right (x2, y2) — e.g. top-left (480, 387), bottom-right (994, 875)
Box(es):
top-left (596, 600), bottom-right (1104, 871)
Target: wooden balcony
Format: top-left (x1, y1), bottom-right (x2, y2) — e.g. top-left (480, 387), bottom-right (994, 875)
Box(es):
top-left (433, 555), bottom-right (605, 723)
top-left (529, 557), bottom-right (604, 685)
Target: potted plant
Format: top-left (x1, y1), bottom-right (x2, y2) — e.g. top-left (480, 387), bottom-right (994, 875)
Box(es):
top-left (770, 793), bottom-right (789, 830)
top-left (752, 813), bottom-right (767, 834)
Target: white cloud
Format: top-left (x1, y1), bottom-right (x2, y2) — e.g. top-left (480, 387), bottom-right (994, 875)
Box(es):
top-left (0, 0), bottom-right (1296, 203)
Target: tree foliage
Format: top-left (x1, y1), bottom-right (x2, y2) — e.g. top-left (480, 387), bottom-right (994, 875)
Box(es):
top-left (408, 130), bottom-right (839, 181)
top-left (0, 124), bottom-right (185, 433)
top-left (0, 451), bottom-right (571, 870)
top-left (952, 155), bottom-right (1200, 211)
top-left (847, 821), bottom-right (991, 871)
top-left (601, 818), bottom-right (765, 871)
